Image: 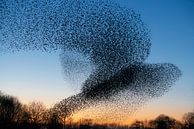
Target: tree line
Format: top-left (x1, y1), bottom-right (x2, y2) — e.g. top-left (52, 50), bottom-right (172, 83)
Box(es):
top-left (0, 91), bottom-right (193, 129)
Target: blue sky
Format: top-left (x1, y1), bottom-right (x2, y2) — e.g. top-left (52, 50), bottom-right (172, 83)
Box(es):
top-left (0, 0), bottom-right (194, 121)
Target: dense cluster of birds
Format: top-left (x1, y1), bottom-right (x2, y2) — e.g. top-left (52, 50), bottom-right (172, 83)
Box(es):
top-left (0, 0), bottom-right (181, 121)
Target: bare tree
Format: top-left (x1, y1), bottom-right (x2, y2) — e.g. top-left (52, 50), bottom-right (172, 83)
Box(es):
top-left (26, 101), bottom-right (47, 124)
top-left (53, 100), bottom-right (70, 129)
top-left (183, 110), bottom-right (194, 129)
top-left (0, 92), bottom-right (23, 123)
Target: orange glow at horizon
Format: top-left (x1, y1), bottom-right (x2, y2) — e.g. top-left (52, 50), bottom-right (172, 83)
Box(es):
top-left (11, 85), bottom-right (193, 125)
top-left (17, 95), bottom-right (192, 125)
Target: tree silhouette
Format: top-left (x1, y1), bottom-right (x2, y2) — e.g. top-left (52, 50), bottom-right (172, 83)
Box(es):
top-left (183, 110), bottom-right (194, 129)
top-left (46, 107), bottom-right (66, 129)
top-left (0, 92), bottom-right (22, 123)
top-left (1, 91), bottom-right (193, 129)
top-left (26, 101), bottom-right (47, 124)
top-left (149, 114), bottom-right (178, 129)
top-left (53, 99), bottom-right (71, 129)
top-left (130, 120), bottom-right (145, 129)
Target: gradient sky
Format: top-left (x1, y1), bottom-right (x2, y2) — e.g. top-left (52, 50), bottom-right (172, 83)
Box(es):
top-left (0, 0), bottom-right (194, 124)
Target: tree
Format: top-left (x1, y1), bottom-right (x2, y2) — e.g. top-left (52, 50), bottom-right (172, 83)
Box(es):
top-left (149, 114), bottom-right (177, 129)
top-left (130, 120), bottom-right (145, 129)
top-left (47, 108), bottom-right (62, 129)
top-left (52, 99), bottom-right (74, 129)
top-left (0, 92), bottom-right (23, 123)
top-left (183, 111), bottom-right (194, 129)
top-left (26, 101), bottom-right (47, 124)
top-left (12, 104), bottom-right (30, 124)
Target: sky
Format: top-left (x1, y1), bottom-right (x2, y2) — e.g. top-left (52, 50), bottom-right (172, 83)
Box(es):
top-left (0, 0), bottom-right (194, 124)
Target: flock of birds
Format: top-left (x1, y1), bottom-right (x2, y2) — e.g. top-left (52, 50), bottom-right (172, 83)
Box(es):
top-left (0, 0), bottom-right (181, 121)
